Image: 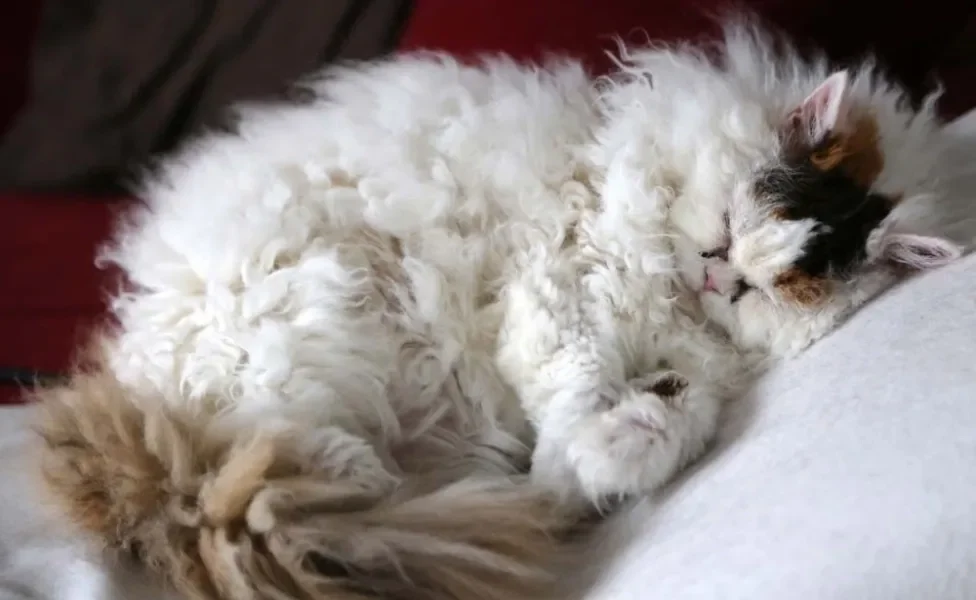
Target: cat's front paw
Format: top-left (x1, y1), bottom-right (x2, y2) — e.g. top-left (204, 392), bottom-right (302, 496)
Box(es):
top-left (565, 371), bottom-right (708, 503)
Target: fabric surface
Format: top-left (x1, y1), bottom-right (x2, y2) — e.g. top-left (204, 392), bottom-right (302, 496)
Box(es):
top-left (0, 0), bottom-right (413, 193)
top-left (0, 0), bottom-right (41, 135)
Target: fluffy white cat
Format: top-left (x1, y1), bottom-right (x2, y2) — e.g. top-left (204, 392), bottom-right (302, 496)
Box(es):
top-left (35, 21), bottom-right (965, 600)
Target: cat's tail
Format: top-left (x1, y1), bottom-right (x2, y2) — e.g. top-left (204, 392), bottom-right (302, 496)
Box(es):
top-left (33, 367), bottom-right (580, 600)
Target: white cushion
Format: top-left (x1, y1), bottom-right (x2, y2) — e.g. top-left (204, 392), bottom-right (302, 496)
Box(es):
top-left (582, 251), bottom-right (976, 600)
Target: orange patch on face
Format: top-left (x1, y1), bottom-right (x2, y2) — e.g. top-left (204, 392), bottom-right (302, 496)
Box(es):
top-left (842, 114), bottom-right (885, 189)
top-left (808, 114), bottom-right (885, 190)
top-left (774, 268), bottom-right (831, 307)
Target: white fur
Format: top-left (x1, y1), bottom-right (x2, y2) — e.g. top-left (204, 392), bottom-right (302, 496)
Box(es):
top-left (97, 24), bottom-right (963, 506)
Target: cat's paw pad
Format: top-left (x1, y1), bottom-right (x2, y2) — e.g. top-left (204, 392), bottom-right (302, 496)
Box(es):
top-left (631, 370), bottom-right (689, 405)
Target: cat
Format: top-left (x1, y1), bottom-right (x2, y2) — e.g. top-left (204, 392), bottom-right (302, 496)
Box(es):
top-left (34, 21), bottom-right (965, 600)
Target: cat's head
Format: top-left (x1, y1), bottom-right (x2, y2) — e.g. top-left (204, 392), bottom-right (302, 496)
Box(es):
top-left (682, 71), bottom-right (965, 356)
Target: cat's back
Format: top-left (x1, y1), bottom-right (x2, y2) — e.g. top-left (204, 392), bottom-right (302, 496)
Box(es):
top-left (98, 53), bottom-right (599, 413)
top-left (111, 54), bottom-right (598, 293)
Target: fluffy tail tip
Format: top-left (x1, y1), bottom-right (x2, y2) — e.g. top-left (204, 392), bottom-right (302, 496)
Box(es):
top-left (33, 370), bottom-right (581, 600)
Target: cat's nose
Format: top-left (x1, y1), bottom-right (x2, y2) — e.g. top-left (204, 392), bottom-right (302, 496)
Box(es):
top-left (703, 269), bottom-right (719, 293)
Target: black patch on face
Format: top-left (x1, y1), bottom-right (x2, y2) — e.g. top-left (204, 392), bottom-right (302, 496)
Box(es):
top-left (753, 158), bottom-right (892, 278)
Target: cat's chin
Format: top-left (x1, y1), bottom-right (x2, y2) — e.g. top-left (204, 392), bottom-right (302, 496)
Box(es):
top-left (698, 291), bottom-right (736, 325)
top-left (697, 289), bottom-right (788, 357)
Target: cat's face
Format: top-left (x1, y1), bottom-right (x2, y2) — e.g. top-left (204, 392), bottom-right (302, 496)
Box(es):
top-left (679, 72), bottom-right (963, 356)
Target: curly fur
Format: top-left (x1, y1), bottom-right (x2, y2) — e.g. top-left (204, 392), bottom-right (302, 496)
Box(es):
top-left (34, 19), bottom-right (968, 600)
top-left (35, 349), bottom-right (579, 600)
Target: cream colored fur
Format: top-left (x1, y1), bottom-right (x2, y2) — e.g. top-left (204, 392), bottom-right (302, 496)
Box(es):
top-left (36, 348), bottom-right (581, 600)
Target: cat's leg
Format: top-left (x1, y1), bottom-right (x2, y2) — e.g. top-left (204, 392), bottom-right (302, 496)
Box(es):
top-left (497, 264), bottom-right (722, 505)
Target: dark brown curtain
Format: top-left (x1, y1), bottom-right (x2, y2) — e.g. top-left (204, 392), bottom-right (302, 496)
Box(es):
top-left (0, 0), bottom-right (413, 194)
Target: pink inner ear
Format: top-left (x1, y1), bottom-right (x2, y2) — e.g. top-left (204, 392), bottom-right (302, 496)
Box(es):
top-left (795, 71), bottom-right (851, 140)
top-left (882, 233), bottom-right (964, 270)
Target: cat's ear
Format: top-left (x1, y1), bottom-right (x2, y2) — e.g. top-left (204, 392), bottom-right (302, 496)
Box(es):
top-left (791, 71), bottom-right (852, 140)
top-left (880, 233), bottom-right (963, 271)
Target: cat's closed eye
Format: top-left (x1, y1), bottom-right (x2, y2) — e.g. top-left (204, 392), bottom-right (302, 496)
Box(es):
top-left (699, 212), bottom-right (732, 261)
top-left (700, 246), bottom-right (729, 261)
top-left (730, 279), bottom-right (753, 303)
